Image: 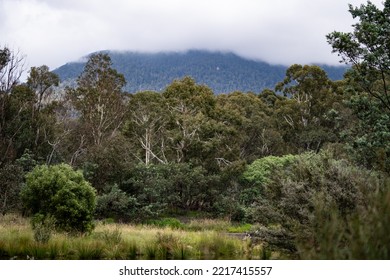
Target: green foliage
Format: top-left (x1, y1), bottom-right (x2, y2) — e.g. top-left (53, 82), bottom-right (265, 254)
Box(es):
top-left (162, 77), bottom-right (221, 166)
top-left (122, 163), bottom-right (221, 216)
top-left (327, 1), bottom-right (390, 107)
top-left (242, 154), bottom-right (297, 187)
top-left (298, 183), bottom-right (390, 259)
top-left (215, 92), bottom-right (285, 161)
top-left (275, 64), bottom-right (343, 152)
top-left (95, 184), bottom-right (138, 222)
top-left (21, 164), bottom-right (96, 233)
top-left (250, 225), bottom-right (296, 254)
top-left (0, 163), bottom-right (23, 214)
top-left (327, 1), bottom-right (390, 172)
top-left (123, 91), bottom-right (167, 165)
top-left (1, 63), bottom-right (59, 164)
top-left (27, 65), bottom-right (59, 111)
top-left (242, 152), bottom-right (388, 255)
top-left (81, 134), bottom-right (134, 191)
top-left (5, 24), bottom-right (390, 260)
top-left (344, 91), bottom-right (390, 172)
top-left (212, 195), bottom-right (246, 222)
top-left (15, 149), bottom-right (38, 172)
top-left (67, 52), bottom-right (126, 147)
top-left (31, 214), bottom-right (55, 244)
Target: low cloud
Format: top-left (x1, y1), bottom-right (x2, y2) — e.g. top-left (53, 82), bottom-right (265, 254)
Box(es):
top-left (1, 0), bottom-right (384, 72)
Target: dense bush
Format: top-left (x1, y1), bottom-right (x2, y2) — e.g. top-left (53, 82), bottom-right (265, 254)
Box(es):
top-left (21, 164), bottom-right (96, 233)
top-left (240, 154), bottom-right (297, 205)
top-left (297, 182), bottom-right (390, 259)
top-left (80, 135), bottom-right (134, 193)
top-left (95, 184), bottom-right (138, 222)
top-left (242, 154), bottom-right (297, 187)
top-left (241, 152), bottom-right (387, 256)
top-left (122, 163), bottom-right (221, 216)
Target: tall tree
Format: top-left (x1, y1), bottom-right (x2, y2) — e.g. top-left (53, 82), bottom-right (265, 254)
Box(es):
top-left (215, 91), bottom-right (283, 162)
top-left (162, 77), bottom-right (215, 164)
top-left (68, 53), bottom-right (127, 147)
top-left (327, 1), bottom-right (390, 171)
top-left (124, 91), bottom-right (168, 165)
top-left (27, 65), bottom-right (60, 112)
top-left (327, 0), bottom-right (390, 111)
top-left (25, 66), bottom-right (60, 155)
top-left (275, 65), bottom-right (341, 152)
top-left (0, 47), bottom-right (25, 94)
top-left (0, 47), bottom-right (26, 164)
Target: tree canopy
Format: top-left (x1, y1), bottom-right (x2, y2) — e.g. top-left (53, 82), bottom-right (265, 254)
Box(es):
top-left (1, 0), bottom-right (390, 259)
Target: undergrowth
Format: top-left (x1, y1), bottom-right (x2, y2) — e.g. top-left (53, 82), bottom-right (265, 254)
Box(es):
top-left (0, 214), bottom-right (263, 260)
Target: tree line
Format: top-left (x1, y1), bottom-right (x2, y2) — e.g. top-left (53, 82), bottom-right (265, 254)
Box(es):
top-left (1, 0), bottom-right (390, 258)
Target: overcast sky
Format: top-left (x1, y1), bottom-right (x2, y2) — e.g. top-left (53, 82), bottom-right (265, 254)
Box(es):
top-left (0, 0), bottom-right (385, 72)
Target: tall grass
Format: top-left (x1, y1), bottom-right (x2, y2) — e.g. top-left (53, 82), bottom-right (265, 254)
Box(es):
top-left (0, 214), bottom-right (263, 260)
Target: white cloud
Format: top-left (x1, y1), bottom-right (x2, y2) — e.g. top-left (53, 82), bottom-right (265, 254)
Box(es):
top-left (0, 0), bottom-right (386, 72)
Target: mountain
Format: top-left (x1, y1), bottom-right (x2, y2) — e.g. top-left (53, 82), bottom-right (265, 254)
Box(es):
top-left (54, 50), bottom-right (348, 94)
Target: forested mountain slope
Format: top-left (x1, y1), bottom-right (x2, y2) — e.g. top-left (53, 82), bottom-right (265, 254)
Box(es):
top-left (54, 50), bottom-right (347, 93)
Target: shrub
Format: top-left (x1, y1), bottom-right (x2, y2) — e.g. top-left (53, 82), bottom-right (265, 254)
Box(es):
top-left (21, 164), bottom-right (96, 233)
top-left (297, 183), bottom-right (390, 259)
top-left (31, 214), bottom-right (55, 244)
top-left (242, 155), bottom-right (297, 187)
top-left (31, 214), bottom-right (55, 243)
top-left (95, 184), bottom-right (138, 222)
top-left (240, 154), bottom-right (297, 206)
top-left (244, 151), bottom-right (388, 256)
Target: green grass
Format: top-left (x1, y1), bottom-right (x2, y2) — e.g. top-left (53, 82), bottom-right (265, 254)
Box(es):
top-left (0, 214), bottom-right (267, 260)
top-left (228, 223), bottom-right (252, 233)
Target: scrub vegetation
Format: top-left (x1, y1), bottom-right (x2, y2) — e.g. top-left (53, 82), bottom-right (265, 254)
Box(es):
top-left (1, 1), bottom-right (390, 259)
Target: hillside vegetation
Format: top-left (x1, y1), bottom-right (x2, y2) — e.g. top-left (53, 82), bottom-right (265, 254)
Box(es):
top-left (1, 0), bottom-right (390, 260)
top-left (54, 50), bottom-right (347, 93)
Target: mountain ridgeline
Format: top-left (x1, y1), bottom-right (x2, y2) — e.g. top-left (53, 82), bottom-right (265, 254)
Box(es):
top-left (54, 50), bottom-right (347, 94)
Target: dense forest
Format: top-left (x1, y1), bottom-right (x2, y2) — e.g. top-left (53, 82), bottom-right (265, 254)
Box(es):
top-left (1, 1), bottom-right (390, 259)
top-left (54, 50), bottom-right (347, 94)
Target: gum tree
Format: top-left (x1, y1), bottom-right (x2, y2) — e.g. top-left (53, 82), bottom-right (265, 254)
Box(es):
top-left (68, 53), bottom-right (126, 147)
top-left (327, 0), bottom-right (390, 110)
top-left (327, 1), bottom-right (390, 171)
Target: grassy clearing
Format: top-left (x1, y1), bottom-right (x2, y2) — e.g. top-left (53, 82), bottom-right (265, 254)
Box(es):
top-left (0, 214), bottom-right (270, 260)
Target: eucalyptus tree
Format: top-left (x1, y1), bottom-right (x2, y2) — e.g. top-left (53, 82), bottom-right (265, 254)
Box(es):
top-left (67, 53), bottom-right (127, 147)
top-left (275, 65), bottom-right (340, 152)
top-left (162, 76), bottom-right (216, 164)
top-left (327, 0), bottom-right (390, 110)
top-left (0, 47), bottom-right (26, 164)
top-left (124, 91), bottom-right (168, 165)
top-left (327, 0), bottom-right (390, 171)
top-left (27, 65), bottom-right (60, 112)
